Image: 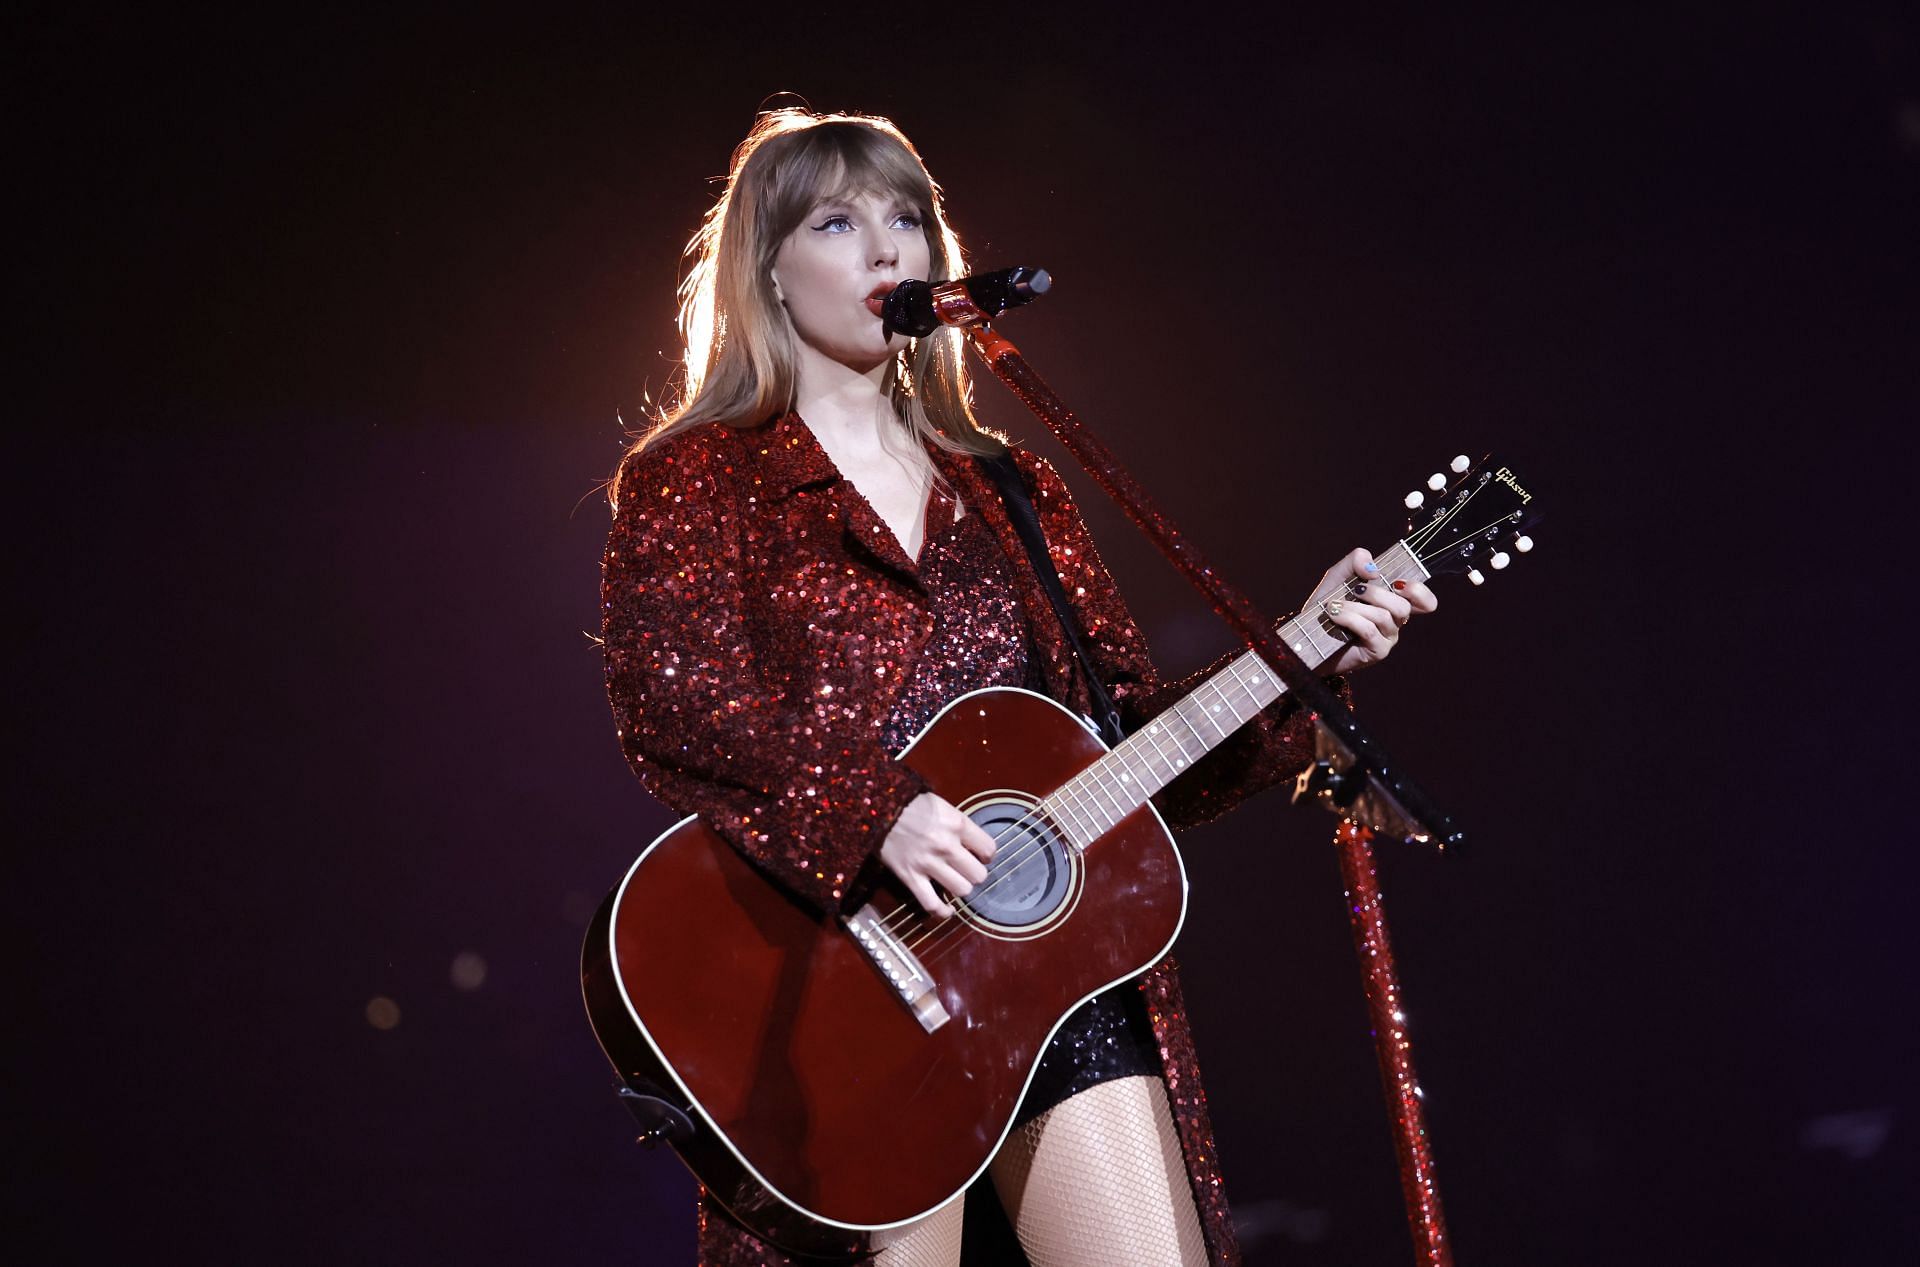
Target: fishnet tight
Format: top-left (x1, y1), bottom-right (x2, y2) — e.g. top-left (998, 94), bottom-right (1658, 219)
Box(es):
top-left (868, 1192), bottom-right (964, 1266)
top-left (873, 1075), bottom-right (1207, 1267)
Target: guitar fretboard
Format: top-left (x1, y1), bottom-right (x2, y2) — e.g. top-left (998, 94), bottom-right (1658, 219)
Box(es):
top-left (1041, 542), bottom-right (1428, 851)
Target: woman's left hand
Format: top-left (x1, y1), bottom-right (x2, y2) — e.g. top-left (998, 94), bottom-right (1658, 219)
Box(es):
top-left (1303, 547), bottom-right (1439, 676)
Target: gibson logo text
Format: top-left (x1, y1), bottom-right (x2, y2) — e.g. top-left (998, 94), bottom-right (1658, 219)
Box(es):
top-left (1495, 466), bottom-right (1532, 504)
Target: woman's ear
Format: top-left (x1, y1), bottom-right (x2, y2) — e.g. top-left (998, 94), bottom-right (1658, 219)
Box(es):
top-left (769, 268), bottom-right (786, 305)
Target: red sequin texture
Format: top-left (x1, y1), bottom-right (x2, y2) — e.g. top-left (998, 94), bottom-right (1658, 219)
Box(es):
top-left (602, 415), bottom-right (934, 913)
top-left (603, 414), bottom-right (1337, 1266)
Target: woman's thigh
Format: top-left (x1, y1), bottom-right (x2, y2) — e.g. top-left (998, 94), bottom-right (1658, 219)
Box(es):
top-left (987, 1074), bottom-right (1208, 1267)
top-left (870, 1192), bottom-right (964, 1267)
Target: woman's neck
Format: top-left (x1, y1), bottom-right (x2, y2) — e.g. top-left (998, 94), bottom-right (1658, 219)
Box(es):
top-left (792, 345), bottom-right (897, 457)
top-left (789, 343), bottom-right (937, 554)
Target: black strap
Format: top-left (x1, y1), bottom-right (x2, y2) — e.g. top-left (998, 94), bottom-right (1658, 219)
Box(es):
top-left (978, 451), bottom-right (1126, 746)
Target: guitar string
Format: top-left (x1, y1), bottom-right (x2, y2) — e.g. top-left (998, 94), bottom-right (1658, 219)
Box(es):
top-left (902, 651), bottom-right (1297, 964)
top-left (885, 555), bottom-right (1423, 961)
top-left (868, 631), bottom-right (1307, 949)
top-left (894, 566), bottom-right (1460, 967)
top-left (885, 568), bottom-right (1366, 951)
top-left (882, 535), bottom-right (1443, 949)
top-left (880, 618), bottom-right (1323, 958)
top-left (877, 485), bottom-right (1518, 959)
top-left (898, 532), bottom-right (1457, 961)
top-left (878, 527), bottom-right (1471, 960)
top-left (876, 529), bottom-right (1457, 954)
top-left (883, 492), bottom-right (1516, 959)
top-left (898, 677), bottom-right (1284, 964)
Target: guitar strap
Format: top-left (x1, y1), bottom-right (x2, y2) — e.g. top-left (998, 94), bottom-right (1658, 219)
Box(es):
top-left (977, 450), bottom-right (1126, 747)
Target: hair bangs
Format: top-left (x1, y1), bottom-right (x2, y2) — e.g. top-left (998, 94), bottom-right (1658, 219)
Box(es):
top-left (759, 124), bottom-right (937, 258)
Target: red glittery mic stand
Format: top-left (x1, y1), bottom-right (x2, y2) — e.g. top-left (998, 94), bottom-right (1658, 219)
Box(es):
top-left (962, 321), bottom-right (1459, 1265)
top-left (1338, 819), bottom-right (1454, 1265)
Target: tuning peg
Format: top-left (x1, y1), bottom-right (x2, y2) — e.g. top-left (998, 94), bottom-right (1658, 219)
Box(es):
top-left (1467, 568), bottom-right (1485, 586)
top-left (1426, 472), bottom-right (1446, 492)
top-left (1404, 491), bottom-right (1425, 509)
top-left (1491, 551), bottom-right (1510, 569)
top-left (1450, 454), bottom-right (1471, 473)
top-left (1515, 535), bottom-right (1533, 553)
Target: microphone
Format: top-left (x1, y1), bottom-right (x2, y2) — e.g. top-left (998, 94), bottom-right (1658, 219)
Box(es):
top-left (881, 266), bottom-right (1052, 337)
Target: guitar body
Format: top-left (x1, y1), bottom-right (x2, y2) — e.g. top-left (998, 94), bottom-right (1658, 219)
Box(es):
top-left (581, 686), bottom-right (1188, 1257)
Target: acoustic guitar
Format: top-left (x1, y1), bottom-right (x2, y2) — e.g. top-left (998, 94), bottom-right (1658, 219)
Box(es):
top-left (582, 453), bottom-right (1538, 1257)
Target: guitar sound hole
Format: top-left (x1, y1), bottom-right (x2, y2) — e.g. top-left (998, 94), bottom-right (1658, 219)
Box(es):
top-left (963, 802), bottom-right (1074, 930)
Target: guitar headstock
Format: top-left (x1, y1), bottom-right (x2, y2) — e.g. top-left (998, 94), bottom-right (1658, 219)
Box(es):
top-left (1402, 454), bottom-right (1541, 586)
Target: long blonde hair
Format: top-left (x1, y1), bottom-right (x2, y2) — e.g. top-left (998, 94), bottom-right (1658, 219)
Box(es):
top-left (619, 108), bottom-right (1001, 495)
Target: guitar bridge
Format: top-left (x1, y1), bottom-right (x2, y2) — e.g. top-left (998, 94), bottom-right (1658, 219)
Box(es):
top-left (843, 904), bottom-right (951, 1034)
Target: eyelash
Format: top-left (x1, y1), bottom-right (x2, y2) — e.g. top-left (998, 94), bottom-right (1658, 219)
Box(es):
top-left (812, 211), bottom-right (923, 234)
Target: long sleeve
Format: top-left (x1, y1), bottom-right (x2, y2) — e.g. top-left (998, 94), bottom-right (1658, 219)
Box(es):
top-left (1018, 453), bottom-right (1338, 830)
top-left (601, 434), bottom-right (928, 915)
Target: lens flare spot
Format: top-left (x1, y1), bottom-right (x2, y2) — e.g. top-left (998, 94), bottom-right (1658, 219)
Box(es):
top-left (450, 951), bottom-right (488, 991)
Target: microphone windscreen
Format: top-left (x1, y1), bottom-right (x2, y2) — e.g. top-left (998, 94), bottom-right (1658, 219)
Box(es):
top-left (880, 281), bottom-right (941, 338)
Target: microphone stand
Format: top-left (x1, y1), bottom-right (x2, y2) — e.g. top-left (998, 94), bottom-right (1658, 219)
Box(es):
top-left (960, 318), bottom-right (1458, 1267)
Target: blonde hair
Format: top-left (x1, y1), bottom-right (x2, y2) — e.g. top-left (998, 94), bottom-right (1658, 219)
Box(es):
top-left (618, 108), bottom-right (1001, 496)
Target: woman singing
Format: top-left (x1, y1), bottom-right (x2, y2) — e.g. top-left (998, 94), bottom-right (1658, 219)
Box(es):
top-left (601, 107), bottom-right (1435, 1267)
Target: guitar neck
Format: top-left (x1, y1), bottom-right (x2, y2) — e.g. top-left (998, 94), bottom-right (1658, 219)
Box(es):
top-left (1041, 542), bottom-right (1428, 850)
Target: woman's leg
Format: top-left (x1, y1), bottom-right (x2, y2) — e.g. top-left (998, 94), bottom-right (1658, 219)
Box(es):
top-left (695, 1189), bottom-right (961, 1267)
top-left (987, 1074), bottom-right (1208, 1267)
top-left (869, 1194), bottom-right (965, 1267)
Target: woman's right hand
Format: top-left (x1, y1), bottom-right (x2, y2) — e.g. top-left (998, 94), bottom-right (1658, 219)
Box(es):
top-left (879, 792), bottom-right (998, 918)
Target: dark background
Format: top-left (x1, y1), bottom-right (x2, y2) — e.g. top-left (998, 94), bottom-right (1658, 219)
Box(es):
top-left (19, 5), bottom-right (1918, 1263)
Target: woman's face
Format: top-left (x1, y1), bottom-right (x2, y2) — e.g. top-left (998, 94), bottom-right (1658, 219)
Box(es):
top-left (771, 188), bottom-right (931, 372)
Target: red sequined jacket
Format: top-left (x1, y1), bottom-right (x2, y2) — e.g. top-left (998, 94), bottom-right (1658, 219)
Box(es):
top-left (602, 412), bottom-right (1332, 1266)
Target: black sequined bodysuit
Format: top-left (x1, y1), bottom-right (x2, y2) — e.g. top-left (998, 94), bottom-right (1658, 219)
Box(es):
top-left (878, 492), bottom-right (1160, 1128)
